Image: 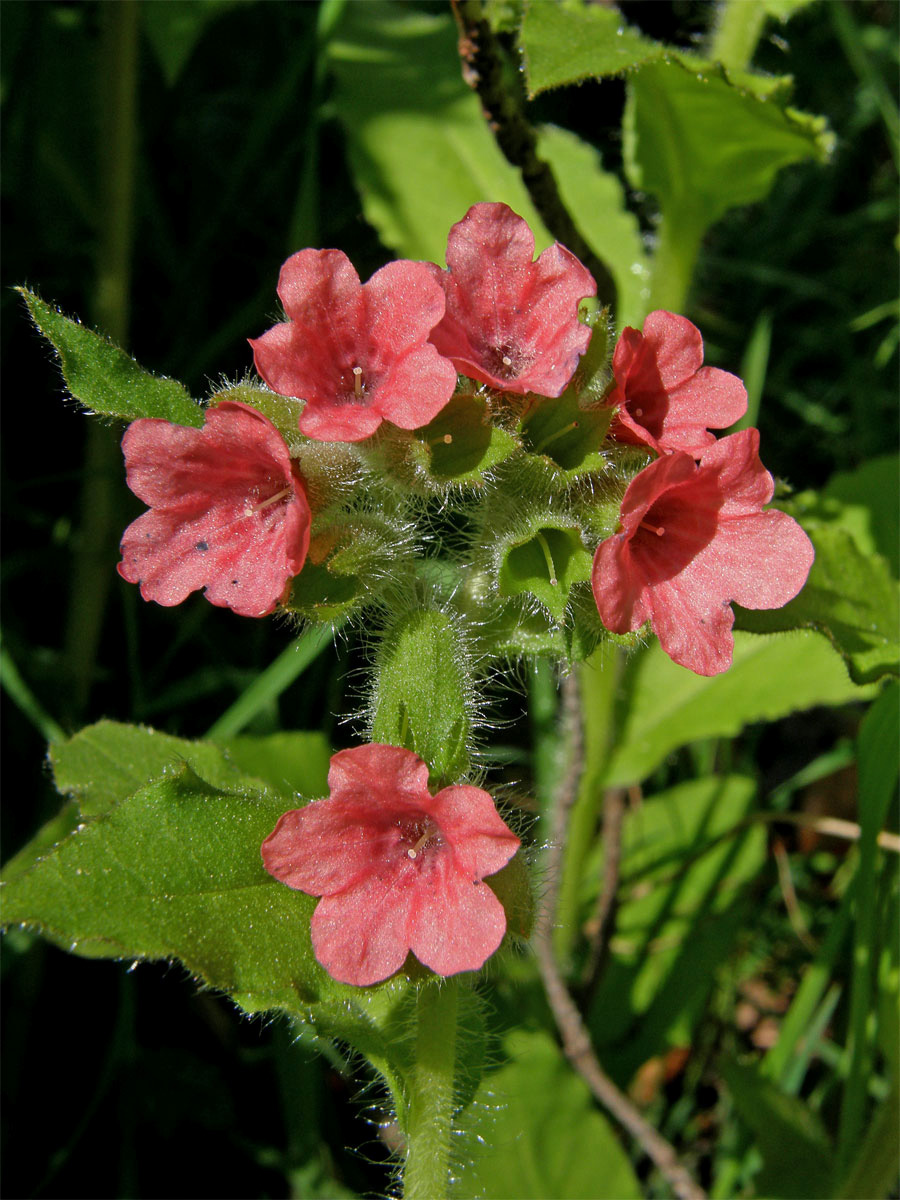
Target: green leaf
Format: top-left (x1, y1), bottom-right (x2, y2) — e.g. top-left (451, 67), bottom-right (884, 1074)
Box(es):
top-left (18, 288), bottom-right (202, 427)
top-left (623, 57), bottom-right (832, 233)
top-left (521, 2), bottom-right (659, 97)
top-left (588, 776), bottom-right (766, 1067)
top-left (328, 1), bottom-right (551, 265)
top-left (1, 760), bottom-right (421, 1093)
top-left (598, 630), bottom-right (874, 788)
top-left (735, 524), bottom-right (900, 685)
top-left (817, 454), bottom-right (899, 576)
top-left (721, 1060), bottom-right (834, 1199)
top-left (460, 1028), bottom-right (642, 1199)
top-left (214, 732), bottom-right (331, 800)
top-left (536, 126), bottom-right (650, 328)
top-left (50, 719), bottom-right (282, 819)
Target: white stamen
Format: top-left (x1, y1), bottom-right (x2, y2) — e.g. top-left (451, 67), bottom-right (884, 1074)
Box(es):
top-left (243, 487), bottom-right (292, 518)
top-left (501, 355), bottom-right (513, 367)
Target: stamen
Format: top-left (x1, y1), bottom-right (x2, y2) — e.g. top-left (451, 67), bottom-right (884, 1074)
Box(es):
top-left (243, 487), bottom-right (292, 518)
top-left (634, 407), bottom-right (643, 418)
top-left (533, 421), bottom-right (579, 455)
top-left (352, 365), bottom-right (363, 398)
top-left (407, 825), bottom-right (437, 860)
top-left (501, 355), bottom-right (513, 367)
top-left (535, 531), bottom-right (559, 587)
top-left (639, 520), bottom-right (665, 537)
top-left (427, 432), bottom-right (453, 448)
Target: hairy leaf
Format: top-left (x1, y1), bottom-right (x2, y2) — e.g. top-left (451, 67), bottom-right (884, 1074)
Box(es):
top-left (18, 289), bottom-right (202, 427)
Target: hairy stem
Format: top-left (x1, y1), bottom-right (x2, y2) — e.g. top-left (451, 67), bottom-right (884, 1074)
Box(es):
top-left (403, 979), bottom-right (460, 1200)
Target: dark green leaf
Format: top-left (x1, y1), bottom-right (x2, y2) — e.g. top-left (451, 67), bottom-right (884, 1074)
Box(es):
top-left (588, 775), bottom-right (766, 1063)
top-left (18, 289), bottom-right (202, 427)
top-left (721, 1060), bottom-right (834, 1199)
top-left (142, 0), bottom-right (245, 88)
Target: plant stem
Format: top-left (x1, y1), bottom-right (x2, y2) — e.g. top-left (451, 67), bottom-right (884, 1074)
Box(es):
top-left (204, 621), bottom-right (342, 740)
top-left (403, 979), bottom-right (459, 1200)
top-left (647, 208), bottom-right (706, 317)
top-left (709, 0), bottom-right (767, 72)
top-left (554, 644), bottom-right (621, 963)
top-left (63, 0), bottom-right (139, 719)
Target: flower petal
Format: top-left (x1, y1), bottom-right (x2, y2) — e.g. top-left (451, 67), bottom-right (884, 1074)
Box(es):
top-left (406, 855), bottom-right (508, 976)
top-left (311, 872), bottom-right (417, 986)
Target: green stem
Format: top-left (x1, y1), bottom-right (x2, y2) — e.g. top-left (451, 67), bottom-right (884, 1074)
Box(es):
top-left (709, 0), bottom-right (767, 72)
top-left (204, 622), bottom-right (341, 740)
top-left (647, 208), bottom-right (706, 316)
top-left (403, 979), bottom-right (459, 1200)
top-left (554, 643), bottom-right (622, 963)
top-left (63, 0), bottom-right (139, 719)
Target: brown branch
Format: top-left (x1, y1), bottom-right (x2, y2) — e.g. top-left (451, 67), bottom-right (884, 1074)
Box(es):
top-left (535, 927), bottom-right (707, 1200)
top-left (534, 673), bottom-right (705, 1200)
top-left (450, 0), bottom-right (618, 309)
top-left (578, 786), bottom-right (626, 1006)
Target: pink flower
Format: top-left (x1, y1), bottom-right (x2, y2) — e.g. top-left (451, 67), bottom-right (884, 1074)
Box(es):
top-left (426, 202), bottom-right (596, 397)
top-left (250, 250), bottom-right (458, 443)
top-left (591, 429), bottom-right (814, 675)
top-left (261, 744), bottom-right (521, 987)
top-left (118, 401), bottom-right (310, 618)
top-left (608, 311), bottom-right (747, 456)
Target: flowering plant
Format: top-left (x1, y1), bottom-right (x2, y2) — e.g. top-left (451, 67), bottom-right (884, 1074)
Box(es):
top-left (4, 4), bottom-right (897, 1200)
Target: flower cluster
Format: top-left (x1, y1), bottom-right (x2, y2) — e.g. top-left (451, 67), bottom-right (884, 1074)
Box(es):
top-left (117, 201), bottom-right (812, 675)
top-left (114, 201), bottom-right (815, 985)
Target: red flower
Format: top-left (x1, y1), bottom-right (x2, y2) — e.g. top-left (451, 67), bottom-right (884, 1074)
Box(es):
top-left (250, 250), bottom-right (458, 443)
top-left (608, 311), bottom-right (747, 456)
top-left (591, 429), bottom-right (814, 675)
top-left (426, 203), bottom-right (596, 397)
top-left (261, 744), bottom-right (521, 987)
top-left (118, 401), bottom-right (310, 618)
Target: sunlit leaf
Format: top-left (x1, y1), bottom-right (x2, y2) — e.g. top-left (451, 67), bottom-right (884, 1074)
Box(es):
top-left (595, 630), bottom-right (873, 787)
top-left (623, 57), bottom-right (832, 233)
top-left (537, 125), bottom-right (650, 328)
top-left (328, 0), bottom-right (550, 265)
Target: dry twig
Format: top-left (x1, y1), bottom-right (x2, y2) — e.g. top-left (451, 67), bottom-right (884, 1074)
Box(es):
top-left (450, 0), bottom-right (618, 308)
top-left (534, 671), bottom-right (706, 1200)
